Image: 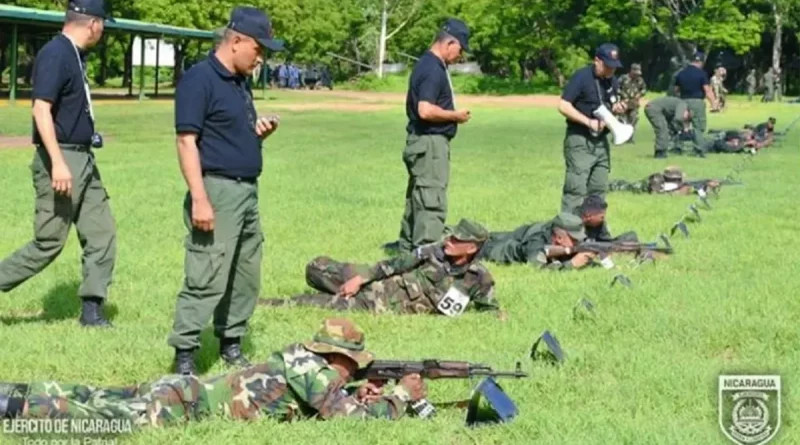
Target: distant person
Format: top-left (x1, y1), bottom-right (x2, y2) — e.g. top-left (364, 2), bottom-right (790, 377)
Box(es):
top-left (761, 67), bottom-right (775, 102)
top-left (170, 6), bottom-right (283, 375)
top-left (278, 63), bottom-right (287, 88)
top-left (395, 18), bottom-right (472, 252)
top-left (618, 63), bottom-right (647, 142)
top-left (746, 69), bottom-right (757, 101)
top-left (674, 51), bottom-right (717, 157)
top-left (557, 43), bottom-right (626, 215)
top-left (0, 0), bottom-right (116, 328)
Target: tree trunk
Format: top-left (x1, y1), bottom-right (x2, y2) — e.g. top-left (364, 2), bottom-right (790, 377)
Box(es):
top-left (541, 49), bottom-right (565, 87)
top-left (97, 35), bottom-right (108, 86)
top-left (173, 39), bottom-right (185, 86)
top-left (377, 0), bottom-right (388, 78)
top-left (123, 36), bottom-right (133, 88)
top-left (772, 1), bottom-right (782, 73)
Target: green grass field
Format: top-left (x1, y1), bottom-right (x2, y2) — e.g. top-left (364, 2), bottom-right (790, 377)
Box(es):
top-left (0, 95), bottom-right (798, 445)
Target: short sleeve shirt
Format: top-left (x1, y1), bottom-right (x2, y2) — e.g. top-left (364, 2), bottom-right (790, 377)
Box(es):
top-left (174, 52), bottom-right (262, 179)
top-left (405, 51), bottom-right (456, 139)
top-left (561, 65), bottom-right (619, 135)
top-left (675, 65), bottom-right (709, 99)
top-left (31, 34), bottom-right (94, 146)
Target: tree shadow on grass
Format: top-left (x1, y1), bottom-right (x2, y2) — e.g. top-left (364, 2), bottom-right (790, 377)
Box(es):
top-left (0, 281), bottom-right (119, 326)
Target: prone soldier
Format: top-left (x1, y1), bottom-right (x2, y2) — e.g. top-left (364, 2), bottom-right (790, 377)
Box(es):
top-left (608, 166), bottom-right (721, 195)
top-left (0, 319), bottom-right (427, 425)
top-left (259, 219), bottom-right (498, 316)
top-left (478, 212), bottom-right (598, 270)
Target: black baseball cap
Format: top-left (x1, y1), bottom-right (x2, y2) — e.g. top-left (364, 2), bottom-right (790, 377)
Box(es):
top-left (692, 51), bottom-right (705, 62)
top-left (67, 0), bottom-right (115, 22)
top-left (441, 18), bottom-right (470, 52)
top-left (227, 6), bottom-right (284, 51)
top-left (595, 43), bottom-right (622, 69)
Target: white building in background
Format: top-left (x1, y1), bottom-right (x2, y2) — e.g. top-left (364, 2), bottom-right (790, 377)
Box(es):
top-left (131, 36), bottom-right (175, 67)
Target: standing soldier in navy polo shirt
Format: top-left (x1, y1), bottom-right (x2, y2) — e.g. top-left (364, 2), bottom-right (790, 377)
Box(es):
top-left (557, 43), bottom-right (627, 215)
top-left (674, 51), bottom-right (717, 157)
top-left (169, 6), bottom-right (284, 375)
top-left (396, 18), bottom-right (472, 252)
top-left (0, 0), bottom-right (116, 328)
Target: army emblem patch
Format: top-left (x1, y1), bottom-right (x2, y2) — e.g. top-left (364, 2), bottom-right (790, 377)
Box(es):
top-left (719, 375), bottom-right (781, 445)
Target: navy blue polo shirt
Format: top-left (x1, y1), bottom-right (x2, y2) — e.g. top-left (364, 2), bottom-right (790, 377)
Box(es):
top-left (561, 65), bottom-right (619, 135)
top-left (406, 51), bottom-right (456, 139)
top-left (31, 34), bottom-right (94, 146)
top-left (675, 65), bottom-right (709, 99)
top-left (175, 52), bottom-right (261, 179)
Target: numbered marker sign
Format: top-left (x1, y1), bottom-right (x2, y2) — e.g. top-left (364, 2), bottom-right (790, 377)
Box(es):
top-left (437, 287), bottom-right (470, 317)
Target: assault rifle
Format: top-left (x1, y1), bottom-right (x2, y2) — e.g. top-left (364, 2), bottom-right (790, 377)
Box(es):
top-left (544, 239), bottom-right (673, 259)
top-left (353, 360), bottom-right (527, 418)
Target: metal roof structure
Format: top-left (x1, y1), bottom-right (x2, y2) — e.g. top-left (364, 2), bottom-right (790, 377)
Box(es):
top-left (0, 4), bottom-right (214, 39)
top-left (1, 4), bottom-right (217, 104)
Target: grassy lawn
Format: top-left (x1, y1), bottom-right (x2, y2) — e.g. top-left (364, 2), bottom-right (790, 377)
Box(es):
top-left (0, 96), bottom-right (798, 445)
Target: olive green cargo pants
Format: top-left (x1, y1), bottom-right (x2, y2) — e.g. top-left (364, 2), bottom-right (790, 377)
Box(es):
top-left (0, 146), bottom-right (116, 299)
top-left (168, 176), bottom-right (264, 351)
top-left (398, 134), bottom-right (449, 251)
top-left (685, 99), bottom-right (707, 154)
top-left (560, 132), bottom-right (610, 215)
top-left (644, 104), bottom-right (672, 156)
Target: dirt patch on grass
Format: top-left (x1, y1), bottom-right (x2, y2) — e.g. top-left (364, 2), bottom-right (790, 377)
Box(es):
top-left (0, 136), bottom-right (31, 150)
top-left (291, 90), bottom-right (562, 108)
top-left (262, 102), bottom-right (395, 112)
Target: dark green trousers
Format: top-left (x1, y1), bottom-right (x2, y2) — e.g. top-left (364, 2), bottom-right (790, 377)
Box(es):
top-left (685, 99), bottom-right (707, 153)
top-left (560, 132), bottom-right (610, 215)
top-left (168, 176), bottom-right (264, 351)
top-left (0, 146), bottom-right (116, 299)
top-left (644, 105), bottom-right (672, 156)
top-left (398, 134), bottom-right (450, 251)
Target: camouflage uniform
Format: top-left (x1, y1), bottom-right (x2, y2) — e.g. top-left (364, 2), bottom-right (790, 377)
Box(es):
top-left (710, 73), bottom-right (724, 111)
top-left (704, 129), bottom-right (753, 153)
top-left (746, 70), bottom-right (757, 101)
top-left (478, 213), bottom-right (586, 270)
top-left (608, 166), bottom-right (708, 194)
top-left (260, 220), bottom-right (498, 315)
top-left (618, 64), bottom-right (647, 130)
top-left (0, 319), bottom-right (415, 426)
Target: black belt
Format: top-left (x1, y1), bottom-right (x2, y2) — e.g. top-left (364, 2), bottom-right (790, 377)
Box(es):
top-left (36, 143), bottom-right (91, 152)
top-left (203, 173), bottom-right (257, 184)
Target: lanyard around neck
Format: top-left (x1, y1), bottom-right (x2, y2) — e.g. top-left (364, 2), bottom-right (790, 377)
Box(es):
top-left (64, 34), bottom-right (95, 123)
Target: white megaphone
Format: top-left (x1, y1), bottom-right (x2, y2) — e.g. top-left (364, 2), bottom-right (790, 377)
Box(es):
top-left (593, 104), bottom-right (634, 145)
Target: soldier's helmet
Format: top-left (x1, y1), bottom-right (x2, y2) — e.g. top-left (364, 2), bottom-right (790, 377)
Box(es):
top-left (663, 166), bottom-right (684, 182)
top-left (444, 219), bottom-right (489, 244)
top-left (303, 318), bottom-right (375, 368)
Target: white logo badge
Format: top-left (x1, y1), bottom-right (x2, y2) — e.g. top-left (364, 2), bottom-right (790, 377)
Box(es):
top-left (436, 286), bottom-right (469, 317)
top-left (719, 375), bottom-right (781, 445)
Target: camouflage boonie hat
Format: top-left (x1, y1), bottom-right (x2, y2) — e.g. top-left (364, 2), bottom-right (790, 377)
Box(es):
top-left (303, 318), bottom-right (375, 368)
top-left (631, 63), bottom-right (642, 73)
top-left (552, 212), bottom-right (586, 241)
top-left (444, 219), bottom-right (489, 243)
top-left (663, 166), bottom-right (684, 181)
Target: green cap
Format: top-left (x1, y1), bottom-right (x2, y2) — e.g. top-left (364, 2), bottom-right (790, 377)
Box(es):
top-left (444, 219), bottom-right (489, 243)
top-left (552, 212), bottom-right (586, 241)
top-left (663, 166), bottom-right (684, 181)
top-left (303, 318), bottom-right (375, 368)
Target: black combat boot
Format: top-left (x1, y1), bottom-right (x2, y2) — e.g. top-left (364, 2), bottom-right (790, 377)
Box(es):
top-left (220, 338), bottom-right (251, 368)
top-left (174, 349), bottom-right (197, 376)
top-left (79, 298), bottom-right (112, 328)
top-left (654, 151), bottom-right (667, 159)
